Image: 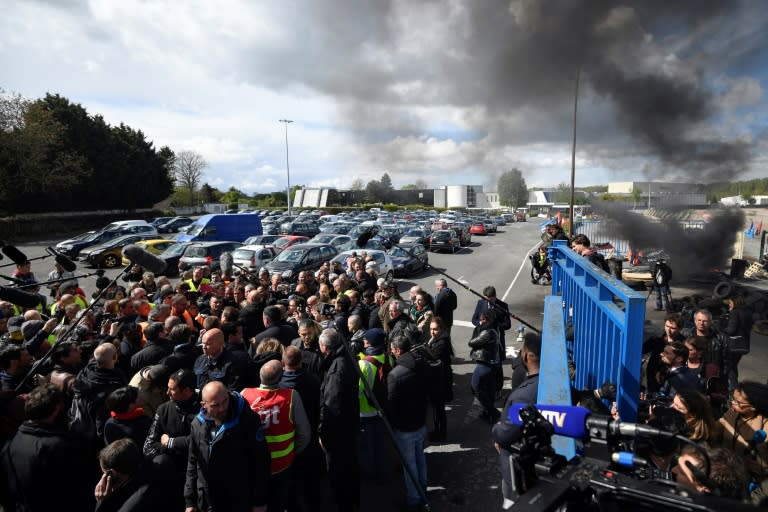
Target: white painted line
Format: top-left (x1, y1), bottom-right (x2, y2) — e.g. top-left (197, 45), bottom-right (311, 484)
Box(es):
top-left (501, 240), bottom-right (544, 302)
top-left (453, 320), bottom-right (475, 328)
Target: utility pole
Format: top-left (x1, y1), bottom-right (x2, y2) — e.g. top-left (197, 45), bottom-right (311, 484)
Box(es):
top-left (279, 119), bottom-right (293, 215)
top-left (569, 65), bottom-right (581, 236)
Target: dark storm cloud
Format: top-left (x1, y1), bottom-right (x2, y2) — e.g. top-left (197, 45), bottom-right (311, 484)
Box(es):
top-left (238, 0), bottom-right (767, 181)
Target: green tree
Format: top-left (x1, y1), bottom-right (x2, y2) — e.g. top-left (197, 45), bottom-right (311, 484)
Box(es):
top-left (350, 178), bottom-right (365, 190)
top-left (199, 183), bottom-right (220, 204)
top-left (221, 186), bottom-right (248, 205)
top-left (497, 168), bottom-right (528, 207)
top-left (630, 187), bottom-right (641, 209)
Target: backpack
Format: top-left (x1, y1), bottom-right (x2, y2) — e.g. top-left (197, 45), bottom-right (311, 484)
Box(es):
top-left (411, 345), bottom-right (445, 402)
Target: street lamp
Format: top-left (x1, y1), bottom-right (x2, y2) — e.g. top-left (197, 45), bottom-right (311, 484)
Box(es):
top-left (279, 119), bottom-right (293, 215)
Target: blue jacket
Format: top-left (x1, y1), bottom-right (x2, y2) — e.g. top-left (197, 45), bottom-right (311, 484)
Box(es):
top-left (185, 392), bottom-right (270, 511)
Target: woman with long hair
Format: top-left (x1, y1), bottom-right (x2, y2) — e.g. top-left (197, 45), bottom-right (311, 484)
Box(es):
top-left (413, 291), bottom-right (434, 343)
top-left (671, 389), bottom-right (719, 445)
top-left (716, 381), bottom-right (768, 480)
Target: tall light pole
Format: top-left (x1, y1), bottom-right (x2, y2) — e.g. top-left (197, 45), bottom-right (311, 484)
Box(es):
top-left (568, 65), bottom-right (581, 236)
top-left (279, 119), bottom-right (293, 215)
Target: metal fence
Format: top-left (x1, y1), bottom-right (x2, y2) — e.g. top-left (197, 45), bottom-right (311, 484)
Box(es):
top-left (537, 240), bottom-right (646, 458)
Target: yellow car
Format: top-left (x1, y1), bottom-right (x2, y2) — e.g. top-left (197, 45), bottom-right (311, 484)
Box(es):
top-left (121, 239), bottom-right (178, 266)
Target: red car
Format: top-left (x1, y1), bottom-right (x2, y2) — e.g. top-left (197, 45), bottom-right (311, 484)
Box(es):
top-left (469, 223), bottom-right (488, 236)
top-left (272, 235), bottom-right (309, 253)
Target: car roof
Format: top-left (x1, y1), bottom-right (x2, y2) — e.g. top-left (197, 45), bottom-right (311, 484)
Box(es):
top-left (186, 241), bottom-right (241, 247)
top-left (236, 244), bottom-right (274, 251)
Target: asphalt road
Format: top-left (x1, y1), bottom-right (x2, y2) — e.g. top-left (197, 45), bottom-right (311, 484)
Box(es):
top-left (9, 222), bottom-right (767, 511)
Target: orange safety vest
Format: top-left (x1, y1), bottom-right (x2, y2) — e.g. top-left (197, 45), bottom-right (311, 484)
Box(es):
top-left (241, 386), bottom-right (296, 474)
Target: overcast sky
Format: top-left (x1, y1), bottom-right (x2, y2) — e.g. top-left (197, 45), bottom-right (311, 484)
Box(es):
top-left (3, 0), bottom-right (768, 194)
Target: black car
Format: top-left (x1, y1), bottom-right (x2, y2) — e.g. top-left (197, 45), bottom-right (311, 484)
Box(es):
top-left (264, 243), bottom-right (338, 282)
top-left (157, 216), bottom-right (193, 234)
top-left (388, 243), bottom-right (429, 276)
top-left (80, 233), bottom-right (158, 268)
top-left (428, 230), bottom-right (460, 254)
top-left (55, 230), bottom-right (126, 259)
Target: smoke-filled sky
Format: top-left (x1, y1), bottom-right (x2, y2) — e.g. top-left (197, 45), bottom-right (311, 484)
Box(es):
top-left (3, 0), bottom-right (768, 193)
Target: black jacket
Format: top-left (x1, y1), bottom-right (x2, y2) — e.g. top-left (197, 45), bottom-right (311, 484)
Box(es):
top-left (0, 421), bottom-right (94, 511)
top-left (251, 322), bottom-right (298, 350)
top-left (70, 361), bottom-right (127, 439)
top-left (95, 462), bottom-right (174, 512)
top-left (130, 339), bottom-right (173, 376)
top-left (193, 347), bottom-right (248, 392)
top-left (281, 368), bottom-right (321, 435)
top-left (427, 332), bottom-right (454, 402)
top-left (238, 302), bottom-right (265, 341)
top-left (468, 327), bottom-right (500, 365)
top-left (103, 412), bottom-right (153, 447)
top-left (319, 344), bottom-right (359, 447)
top-left (433, 288), bottom-right (457, 327)
top-left (143, 395), bottom-right (200, 470)
top-left (723, 304), bottom-right (753, 339)
top-left (387, 351), bottom-right (428, 432)
top-left (185, 392), bottom-right (271, 511)
top-left (161, 342), bottom-right (202, 373)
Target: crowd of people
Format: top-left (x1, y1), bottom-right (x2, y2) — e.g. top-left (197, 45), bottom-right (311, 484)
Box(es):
top-left (0, 253), bottom-right (465, 512)
top-left (500, 225), bottom-right (768, 507)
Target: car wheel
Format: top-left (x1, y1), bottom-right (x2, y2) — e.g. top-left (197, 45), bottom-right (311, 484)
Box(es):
top-left (385, 271), bottom-right (394, 281)
top-left (103, 254), bottom-right (119, 268)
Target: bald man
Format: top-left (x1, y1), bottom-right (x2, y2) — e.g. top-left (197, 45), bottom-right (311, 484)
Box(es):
top-left (241, 360), bottom-right (311, 511)
top-left (185, 381), bottom-right (270, 512)
top-left (193, 328), bottom-right (248, 391)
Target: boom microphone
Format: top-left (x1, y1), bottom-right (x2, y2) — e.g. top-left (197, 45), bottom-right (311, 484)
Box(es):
top-left (356, 226), bottom-right (380, 248)
top-left (122, 245), bottom-right (167, 275)
top-left (0, 285), bottom-right (41, 309)
top-left (220, 251), bottom-right (233, 277)
top-left (507, 404), bottom-right (677, 440)
top-left (46, 246), bottom-right (77, 272)
top-left (2, 245), bottom-right (29, 266)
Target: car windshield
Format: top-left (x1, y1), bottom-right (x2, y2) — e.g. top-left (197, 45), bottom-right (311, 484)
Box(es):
top-left (184, 247), bottom-right (209, 258)
top-left (433, 232), bottom-right (450, 240)
top-left (160, 244), bottom-right (186, 257)
top-left (274, 248), bottom-right (306, 263)
top-left (404, 229), bottom-right (423, 236)
top-left (273, 238), bottom-right (293, 249)
top-left (101, 236), bottom-right (134, 248)
top-left (185, 223), bottom-right (205, 236)
top-left (387, 247), bottom-right (409, 258)
top-left (232, 249), bottom-right (255, 260)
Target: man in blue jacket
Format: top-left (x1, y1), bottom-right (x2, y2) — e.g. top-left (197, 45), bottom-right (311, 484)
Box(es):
top-left (185, 381), bottom-right (270, 512)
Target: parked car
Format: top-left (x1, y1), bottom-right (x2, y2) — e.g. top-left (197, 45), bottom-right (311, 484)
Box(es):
top-left (56, 230), bottom-right (127, 259)
top-left (178, 241), bottom-right (243, 272)
top-left (243, 234), bottom-right (283, 246)
top-left (469, 222), bottom-right (488, 236)
top-left (272, 236), bottom-right (310, 253)
top-left (338, 238), bottom-right (387, 252)
top-left (387, 243), bottom-right (429, 277)
top-left (399, 228), bottom-right (429, 245)
top-left (157, 216), bottom-right (193, 234)
top-left (451, 223), bottom-right (473, 246)
top-left (121, 239), bottom-right (179, 266)
top-left (264, 243), bottom-right (338, 282)
top-left (331, 249), bottom-right (394, 281)
top-left (80, 234), bottom-right (158, 268)
top-left (154, 242), bottom-right (190, 277)
top-left (279, 220), bottom-right (321, 238)
top-left (309, 234), bottom-right (352, 249)
top-left (150, 216), bottom-right (173, 228)
top-left (428, 229), bottom-right (460, 253)
top-left (483, 219), bottom-right (497, 233)
top-left (231, 245), bottom-right (279, 273)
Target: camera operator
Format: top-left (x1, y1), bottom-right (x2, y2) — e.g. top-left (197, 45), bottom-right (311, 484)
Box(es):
top-left (633, 406), bottom-right (688, 477)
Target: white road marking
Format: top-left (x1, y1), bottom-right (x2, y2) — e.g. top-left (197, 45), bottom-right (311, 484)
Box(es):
top-left (501, 240), bottom-right (542, 302)
top-left (453, 320), bottom-right (475, 328)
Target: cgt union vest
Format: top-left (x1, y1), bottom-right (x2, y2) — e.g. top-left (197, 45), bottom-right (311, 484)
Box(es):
top-left (241, 386), bottom-right (296, 474)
